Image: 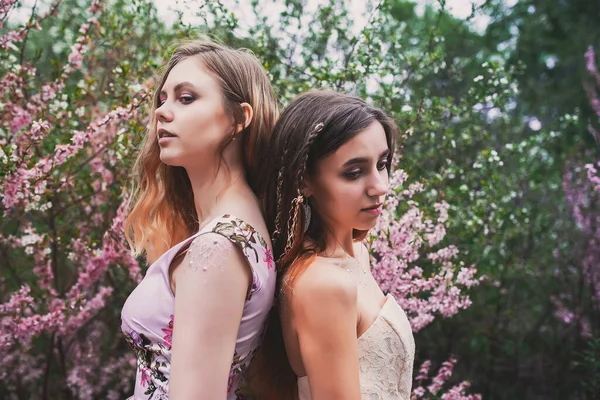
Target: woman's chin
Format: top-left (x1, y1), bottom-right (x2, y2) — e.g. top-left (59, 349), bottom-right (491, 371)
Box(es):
top-left (354, 221), bottom-right (378, 232)
top-left (159, 155), bottom-right (183, 167)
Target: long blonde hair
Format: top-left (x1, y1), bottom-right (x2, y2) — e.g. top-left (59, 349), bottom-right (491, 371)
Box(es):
top-left (124, 40), bottom-right (278, 263)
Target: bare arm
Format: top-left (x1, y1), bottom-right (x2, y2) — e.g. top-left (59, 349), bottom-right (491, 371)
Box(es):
top-left (169, 233), bottom-right (251, 399)
top-left (293, 262), bottom-right (361, 400)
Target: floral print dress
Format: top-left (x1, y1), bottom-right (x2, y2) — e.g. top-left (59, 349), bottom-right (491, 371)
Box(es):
top-left (121, 215), bottom-right (276, 399)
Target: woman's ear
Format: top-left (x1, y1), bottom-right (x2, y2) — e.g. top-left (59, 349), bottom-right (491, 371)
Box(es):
top-left (235, 102), bottom-right (253, 134)
top-left (302, 178), bottom-right (314, 198)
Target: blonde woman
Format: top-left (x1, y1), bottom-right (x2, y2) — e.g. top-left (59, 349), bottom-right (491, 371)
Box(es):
top-left (121, 40), bottom-right (278, 399)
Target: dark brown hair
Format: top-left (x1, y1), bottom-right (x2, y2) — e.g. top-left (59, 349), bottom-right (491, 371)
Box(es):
top-left (248, 90), bottom-right (398, 399)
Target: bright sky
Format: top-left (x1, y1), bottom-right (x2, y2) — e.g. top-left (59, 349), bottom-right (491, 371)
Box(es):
top-left (153, 0), bottom-right (498, 34)
top-left (9, 0), bottom-right (503, 34)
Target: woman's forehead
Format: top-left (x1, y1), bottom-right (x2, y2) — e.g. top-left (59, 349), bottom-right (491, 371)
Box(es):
top-left (162, 58), bottom-right (218, 91)
top-left (319, 121), bottom-right (388, 166)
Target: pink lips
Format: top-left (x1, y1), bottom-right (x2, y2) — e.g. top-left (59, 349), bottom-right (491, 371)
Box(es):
top-left (362, 203), bottom-right (383, 216)
top-left (157, 128), bottom-right (176, 144)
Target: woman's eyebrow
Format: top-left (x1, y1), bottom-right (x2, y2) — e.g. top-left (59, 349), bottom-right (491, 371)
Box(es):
top-left (159, 81), bottom-right (198, 95)
top-left (342, 157), bottom-right (368, 167)
top-left (342, 149), bottom-right (390, 167)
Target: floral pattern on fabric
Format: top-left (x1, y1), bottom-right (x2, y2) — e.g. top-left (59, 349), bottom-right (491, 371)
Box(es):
top-left (121, 214), bottom-right (276, 400)
top-left (213, 215), bottom-right (268, 262)
top-left (161, 315), bottom-right (173, 348)
top-left (124, 318), bottom-right (171, 399)
top-left (264, 248), bottom-right (274, 270)
top-left (214, 215), bottom-right (269, 300)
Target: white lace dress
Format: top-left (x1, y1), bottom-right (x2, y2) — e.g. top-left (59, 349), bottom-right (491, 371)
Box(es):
top-left (297, 294), bottom-right (415, 400)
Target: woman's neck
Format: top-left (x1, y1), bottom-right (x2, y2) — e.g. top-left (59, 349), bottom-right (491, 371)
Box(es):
top-left (320, 224), bottom-right (357, 259)
top-left (186, 163), bottom-right (246, 224)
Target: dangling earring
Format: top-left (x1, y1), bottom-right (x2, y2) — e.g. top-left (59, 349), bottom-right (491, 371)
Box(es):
top-left (303, 201), bottom-right (312, 233)
top-left (283, 192), bottom-right (304, 260)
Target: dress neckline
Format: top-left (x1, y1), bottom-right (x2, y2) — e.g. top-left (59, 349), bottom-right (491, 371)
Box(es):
top-left (358, 294), bottom-right (395, 341)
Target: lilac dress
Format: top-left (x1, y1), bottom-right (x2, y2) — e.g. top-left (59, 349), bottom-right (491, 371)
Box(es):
top-left (121, 214), bottom-right (276, 400)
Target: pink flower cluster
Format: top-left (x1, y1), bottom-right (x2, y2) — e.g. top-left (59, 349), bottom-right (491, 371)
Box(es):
top-left (65, 321), bottom-right (135, 399)
top-left (561, 164), bottom-right (600, 321)
top-left (553, 48), bottom-right (600, 325)
top-left (584, 46), bottom-right (600, 142)
top-left (0, 0), bottom-right (61, 49)
top-left (372, 169), bottom-right (483, 332)
top-left (412, 357), bottom-right (482, 400)
top-left (0, 0), bottom-right (147, 396)
top-left (586, 162), bottom-right (600, 192)
top-left (550, 295), bottom-right (592, 338)
top-left (0, 0), bottom-right (19, 26)
top-left (371, 169), bottom-right (482, 398)
top-left (559, 45), bottom-right (600, 335)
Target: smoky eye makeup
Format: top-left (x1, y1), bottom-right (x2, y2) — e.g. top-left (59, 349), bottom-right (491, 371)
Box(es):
top-left (157, 81), bottom-right (200, 106)
top-left (157, 93), bottom-right (196, 107)
top-left (378, 154), bottom-right (391, 170)
top-left (378, 150), bottom-right (391, 169)
top-left (180, 93), bottom-right (196, 102)
top-left (338, 145), bottom-right (391, 178)
top-left (343, 169), bottom-right (362, 180)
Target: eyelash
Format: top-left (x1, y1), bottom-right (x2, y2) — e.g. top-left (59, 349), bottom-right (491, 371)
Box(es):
top-left (158, 94), bottom-right (195, 107)
top-left (345, 170), bottom-right (361, 180)
top-left (180, 95), bottom-right (195, 103)
top-left (344, 160), bottom-right (389, 180)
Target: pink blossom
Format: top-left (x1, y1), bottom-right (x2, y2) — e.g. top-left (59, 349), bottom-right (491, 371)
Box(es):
top-left (372, 176), bottom-right (482, 331)
top-left (558, 158), bottom-right (599, 340)
top-left (428, 356), bottom-right (456, 395)
top-left (415, 359), bottom-right (432, 381)
top-left (67, 43), bottom-right (86, 69)
top-left (0, 0), bottom-right (145, 396)
top-left (0, 0), bottom-right (19, 22)
top-left (412, 386), bottom-right (426, 398)
top-left (0, 29), bottom-right (25, 50)
top-left (412, 357), bottom-right (479, 399)
top-left (0, 285), bottom-right (33, 315)
top-left (585, 46), bottom-right (600, 89)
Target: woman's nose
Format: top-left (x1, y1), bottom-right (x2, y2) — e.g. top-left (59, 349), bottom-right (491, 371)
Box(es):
top-left (367, 170), bottom-right (389, 198)
top-left (155, 103), bottom-right (174, 123)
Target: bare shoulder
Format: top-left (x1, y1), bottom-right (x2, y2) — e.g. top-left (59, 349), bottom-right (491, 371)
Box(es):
top-left (290, 257), bottom-right (358, 317)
